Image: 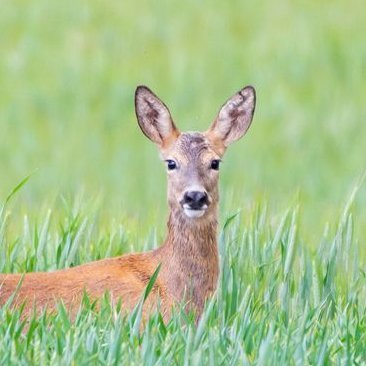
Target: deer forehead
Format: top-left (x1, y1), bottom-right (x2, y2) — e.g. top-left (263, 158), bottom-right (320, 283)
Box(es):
top-left (163, 132), bottom-right (220, 164)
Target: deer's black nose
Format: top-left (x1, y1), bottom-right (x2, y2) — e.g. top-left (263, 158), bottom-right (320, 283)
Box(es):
top-left (183, 191), bottom-right (208, 210)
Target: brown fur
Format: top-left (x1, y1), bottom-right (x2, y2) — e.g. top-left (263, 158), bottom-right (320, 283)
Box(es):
top-left (0, 85), bottom-right (256, 320)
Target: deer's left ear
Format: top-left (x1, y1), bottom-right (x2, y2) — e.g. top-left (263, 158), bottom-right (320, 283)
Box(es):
top-left (206, 86), bottom-right (256, 151)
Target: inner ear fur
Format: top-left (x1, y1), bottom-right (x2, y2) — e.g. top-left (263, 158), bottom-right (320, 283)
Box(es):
top-left (206, 86), bottom-right (256, 152)
top-left (135, 86), bottom-right (180, 148)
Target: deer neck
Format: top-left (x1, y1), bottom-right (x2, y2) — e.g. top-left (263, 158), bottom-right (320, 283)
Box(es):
top-left (157, 206), bottom-right (219, 312)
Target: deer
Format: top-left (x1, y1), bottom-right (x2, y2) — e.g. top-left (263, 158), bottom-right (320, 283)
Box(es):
top-left (0, 85), bottom-right (256, 321)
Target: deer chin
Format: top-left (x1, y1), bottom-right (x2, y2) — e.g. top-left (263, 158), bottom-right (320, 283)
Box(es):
top-left (182, 204), bottom-right (208, 219)
top-left (184, 209), bottom-right (206, 218)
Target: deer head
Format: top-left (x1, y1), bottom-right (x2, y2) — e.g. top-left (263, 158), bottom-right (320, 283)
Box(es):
top-left (135, 86), bottom-right (256, 222)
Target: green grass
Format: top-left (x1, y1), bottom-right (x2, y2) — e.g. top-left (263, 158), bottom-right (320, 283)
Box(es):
top-left (0, 0), bottom-right (366, 364)
top-left (1, 187), bottom-right (365, 364)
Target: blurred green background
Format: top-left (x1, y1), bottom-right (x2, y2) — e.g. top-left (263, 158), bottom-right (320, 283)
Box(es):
top-left (0, 0), bottom-right (365, 242)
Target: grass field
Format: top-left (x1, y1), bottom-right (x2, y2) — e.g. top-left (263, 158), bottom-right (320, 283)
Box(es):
top-left (0, 0), bottom-right (365, 364)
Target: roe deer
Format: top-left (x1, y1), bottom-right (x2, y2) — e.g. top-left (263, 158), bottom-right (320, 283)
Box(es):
top-left (0, 85), bottom-right (256, 321)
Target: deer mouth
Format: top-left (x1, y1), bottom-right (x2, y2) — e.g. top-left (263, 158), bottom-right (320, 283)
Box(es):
top-left (180, 189), bottom-right (210, 218)
top-left (182, 204), bottom-right (208, 218)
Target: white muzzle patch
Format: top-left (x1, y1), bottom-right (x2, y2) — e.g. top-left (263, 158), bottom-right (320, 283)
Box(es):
top-left (183, 204), bottom-right (208, 218)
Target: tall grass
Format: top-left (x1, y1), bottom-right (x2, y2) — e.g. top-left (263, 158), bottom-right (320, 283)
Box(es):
top-left (1, 185), bottom-right (365, 364)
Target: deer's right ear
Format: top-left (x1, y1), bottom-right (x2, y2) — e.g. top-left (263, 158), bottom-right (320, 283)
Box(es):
top-left (135, 86), bottom-right (180, 148)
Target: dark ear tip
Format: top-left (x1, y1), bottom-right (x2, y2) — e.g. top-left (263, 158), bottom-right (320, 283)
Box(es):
top-left (242, 85), bottom-right (256, 97)
top-left (135, 85), bottom-right (151, 97)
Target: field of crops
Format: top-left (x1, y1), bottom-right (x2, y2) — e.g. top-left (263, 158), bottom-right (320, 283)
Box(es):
top-left (1, 0), bottom-right (365, 364)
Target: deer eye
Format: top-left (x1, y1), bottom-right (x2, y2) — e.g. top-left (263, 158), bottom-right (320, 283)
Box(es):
top-left (166, 160), bottom-right (177, 170)
top-left (210, 159), bottom-right (220, 170)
